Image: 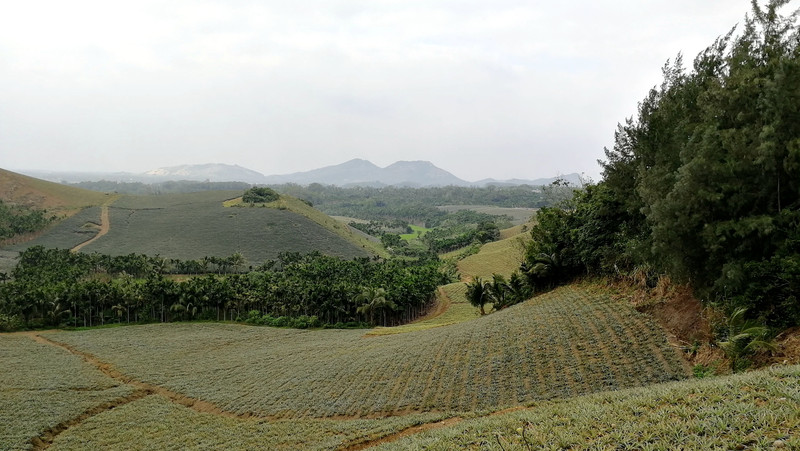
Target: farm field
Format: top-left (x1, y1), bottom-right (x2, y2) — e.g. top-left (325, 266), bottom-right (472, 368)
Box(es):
top-left (0, 334), bottom-right (134, 450)
top-left (375, 364), bottom-right (800, 450)
top-left (35, 284), bottom-right (687, 420)
top-left (365, 282), bottom-right (480, 336)
top-left (7, 282), bottom-right (798, 449)
top-left (6, 206), bottom-right (102, 252)
top-left (7, 191), bottom-right (380, 265)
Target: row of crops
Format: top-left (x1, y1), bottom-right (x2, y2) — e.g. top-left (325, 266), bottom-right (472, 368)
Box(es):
top-left (0, 334), bottom-right (134, 450)
top-left (40, 284), bottom-right (689, 419)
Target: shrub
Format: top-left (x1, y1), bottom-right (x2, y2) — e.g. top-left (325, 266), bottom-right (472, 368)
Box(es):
top-left (242, 187), bottom-right (279, 204)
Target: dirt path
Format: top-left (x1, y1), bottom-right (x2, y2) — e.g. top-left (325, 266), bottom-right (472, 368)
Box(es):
top-left (71, 199), bottom-right (114, 253)
top-left (30, 333), bottom-right (245, 419)
top-left (339, 417), bottom-right (463, 451)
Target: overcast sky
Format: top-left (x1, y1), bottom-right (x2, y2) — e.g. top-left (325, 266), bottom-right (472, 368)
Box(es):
top-left (1, 0), bottom-right (755, 182)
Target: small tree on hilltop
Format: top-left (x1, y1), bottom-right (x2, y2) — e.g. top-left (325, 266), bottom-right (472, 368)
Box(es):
top-left (243, 187), bottom-right (280, 204)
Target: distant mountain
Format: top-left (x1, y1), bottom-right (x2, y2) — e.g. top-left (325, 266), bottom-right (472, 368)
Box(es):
top-left (263, 159), bottom-right (470, 187)
top-left (17, 161), bottom-right (583, 188)
top-left (475, 173), bottom-right (584, 188)
top-left (21, 164), bottom-right (268, 185)
top-left (144, 163), bottom-right (267, 184)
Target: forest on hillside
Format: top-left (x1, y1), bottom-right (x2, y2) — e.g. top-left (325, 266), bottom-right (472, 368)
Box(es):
top-left (522, 2), bottom-right (799, 337)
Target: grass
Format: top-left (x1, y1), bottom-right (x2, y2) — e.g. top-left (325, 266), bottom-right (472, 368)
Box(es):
top-left (365, 282), bottom-right (480, 336)
top-left (374, 364), bottom-right (800, 450)
top-left (0, 168), bottom-right (109, 213)
top-left (458, 231), bottom-right (529, 279)
top-left (0, 334), bottom-right (134, 451)
top-left (40, 283), bottom-right (688, 418)
top-left (400, 224), bottom-right (430, 241)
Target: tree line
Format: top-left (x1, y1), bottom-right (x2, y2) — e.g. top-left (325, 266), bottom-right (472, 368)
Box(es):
top-left (0, 246), bottom-right (448, 331)
top-left (520, 2), bottom-right (799, 335)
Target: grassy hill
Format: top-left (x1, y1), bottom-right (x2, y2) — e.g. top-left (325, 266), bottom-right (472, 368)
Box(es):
top-left (0, 168), bottom-right (108, 213)
top-left (456, 227), bottom-right (530, 279)
top-left (5, 187), bottom-right (383, 265)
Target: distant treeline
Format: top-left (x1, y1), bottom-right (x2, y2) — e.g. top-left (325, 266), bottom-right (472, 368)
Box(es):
top-left (70, 180), bottom-right (250, 195)
top-left (521, 3), bottom-right (800, 330)
top-left (0, 246), bottom-right (448, 331)
top-left (271, 184), bottom-right (557, 225)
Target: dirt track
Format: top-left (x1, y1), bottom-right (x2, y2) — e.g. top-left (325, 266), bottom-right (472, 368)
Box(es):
top-left (71, 203), bottom-right (111, 253)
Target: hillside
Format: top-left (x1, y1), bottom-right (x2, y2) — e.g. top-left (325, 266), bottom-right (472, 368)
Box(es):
top-left (6, 189), bottom-right (380, 264)
top-left (0, 168), bottom-right (108, 213)
top-left (0, 282), bottom-right (689, 449)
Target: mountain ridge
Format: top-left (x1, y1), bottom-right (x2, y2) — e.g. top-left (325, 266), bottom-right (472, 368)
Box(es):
top-left (17, 161), bottom-right (583, 188)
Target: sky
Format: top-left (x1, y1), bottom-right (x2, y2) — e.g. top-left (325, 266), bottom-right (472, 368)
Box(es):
top-left (0, 0), bottom-right (756, 182)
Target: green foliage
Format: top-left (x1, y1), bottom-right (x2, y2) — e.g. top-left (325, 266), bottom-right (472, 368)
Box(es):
top-left (465, 277), bottom-right (490, 315)
top-left (65, 193), bottom-right (371, 264)
top-left (0, 247), bottom-right (444, 329)
top-left (692, 364), bottom-right (716, 379)
top-left (376, 365), bottom-right (800, 450)
top-left (0, 200), bottom-right (55, 240)
top-left (718, 307), bottom-right (777, 372)
top-left (242, 186), bottom-right (280, 204)
top-left (522, 1), bottom-right (800, 328)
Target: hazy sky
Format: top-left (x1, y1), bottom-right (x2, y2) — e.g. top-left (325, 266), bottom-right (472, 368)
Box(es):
top-left (1, 1), bottom-right (755, 182)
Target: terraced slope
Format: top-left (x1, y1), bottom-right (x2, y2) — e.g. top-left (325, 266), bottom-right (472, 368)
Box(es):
top-left (41, 284), bottom-right (688, 419)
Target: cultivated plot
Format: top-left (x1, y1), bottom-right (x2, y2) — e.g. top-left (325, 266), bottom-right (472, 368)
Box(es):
top-left (42, 284), bottom-right (688, 419)
top-left (0, 334), bottom-right (134, 450)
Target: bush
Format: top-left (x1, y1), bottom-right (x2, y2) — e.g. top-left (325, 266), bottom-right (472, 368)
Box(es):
top-left (0, 313), bottom-right (23, 332)
top-left (242, 187), bottom-right (280, 204)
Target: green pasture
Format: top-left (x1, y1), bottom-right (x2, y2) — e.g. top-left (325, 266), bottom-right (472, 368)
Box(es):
top-left (400, 224), bottom-right (431, 241)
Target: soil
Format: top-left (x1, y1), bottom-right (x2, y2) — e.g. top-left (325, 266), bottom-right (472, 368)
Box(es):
top-left (71, 204), bottom-right (111, 252)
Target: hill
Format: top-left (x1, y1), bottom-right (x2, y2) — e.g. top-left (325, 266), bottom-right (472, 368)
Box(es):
top-left (144, 163), bottom-right (267, 184)
top-left (262, 158), bottom-right (468, 187)
top-left (0, 168), bottom-right (108, 214)
top-left (6, 189), bottom-right (381, 264)
top-left (19, 161), bottom-right (583, 189)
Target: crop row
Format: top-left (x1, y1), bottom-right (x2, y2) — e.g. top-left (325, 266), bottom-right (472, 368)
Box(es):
top-left (83, 200), bottom-right (369, 264)
top-left (374, 364), bottom-right (800, 450)
top-left (0, 334), bottom-right (133, 450)
top-left (43, 284), bottom-right (688, 419)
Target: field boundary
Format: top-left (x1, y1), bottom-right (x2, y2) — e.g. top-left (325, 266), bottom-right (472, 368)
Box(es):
top-left (30, 389), bottom-right (152, 450)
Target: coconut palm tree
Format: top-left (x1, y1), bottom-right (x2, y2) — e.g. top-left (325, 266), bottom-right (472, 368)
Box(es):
top-left (355, 287), bottom-right (396, 326)
top-left (466, 277), bottom-right (490, 315)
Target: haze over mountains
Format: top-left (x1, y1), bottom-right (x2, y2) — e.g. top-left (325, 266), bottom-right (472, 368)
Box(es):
top-left (21, 160), bottom-right (582, 188)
